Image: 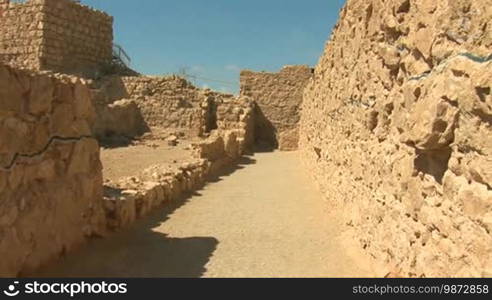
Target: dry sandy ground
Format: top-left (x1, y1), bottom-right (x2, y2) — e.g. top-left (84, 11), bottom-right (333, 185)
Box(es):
top-left (101, 140), bottom-right (193, 181)
top-left (33, 152), bottom-right (373, 277)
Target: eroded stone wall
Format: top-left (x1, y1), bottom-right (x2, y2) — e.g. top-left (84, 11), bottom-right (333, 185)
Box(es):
top-left (91, 75), bottom-right (255, 145)
top-left (0, 64), bottom-right (106, 276)
top-left (120, 76), bottom-right (218, 136)
top-left (215, 96), bottom-right (255, 152)
top-left (40, 0), bottom-right (113, 74)
top-left (0, 0), bottom-right (113, 75)
top-left (240, 66), bottom-right (312, 150)
top-left (0, 0), bottom-right (44, 70)
top-left (300, 0), bottom-right (492, 277)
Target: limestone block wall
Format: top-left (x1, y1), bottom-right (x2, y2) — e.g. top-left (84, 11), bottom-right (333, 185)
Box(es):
top-left (300, 0), bottom-right (492, 277)
top-left (215, 96), bottom-right (255, 152)
top-left (240, 66), bottom-right (313, 150)
top-left (40, 0), bottom-right (113, 74)
top-left (0, 64), bottom-right (106, 276)
top-left (0, 0), bottom-right (44, 70)
top-left (97, 75), bottom-right (255, 141)
top-left (0, 0), bottom-right (113, 75)
top-left (120, 76), bottom-right (209, 136)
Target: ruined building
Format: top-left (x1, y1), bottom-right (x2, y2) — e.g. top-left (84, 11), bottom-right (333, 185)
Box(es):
top-left (0, 0), bottom-right (255, 276)
top-left (0, 0), bottom-right (491, 278)
top-left (0, 0), bottom-right (113, 76)
top-left (240, 66), bottom-right (313, 151)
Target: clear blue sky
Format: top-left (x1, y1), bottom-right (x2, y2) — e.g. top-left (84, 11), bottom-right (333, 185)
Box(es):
top-left (83, 0), bottom-right (346, 94)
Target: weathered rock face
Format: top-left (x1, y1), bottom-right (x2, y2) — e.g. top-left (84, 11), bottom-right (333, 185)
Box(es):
top-left (300, 0), bottom-right (491, 277)
top-left (0, 64), bottom-right (106, 276)
top-left (240, 66), bottom-right (313, 151)
top-left (0, 0), bottom-right (113, 76)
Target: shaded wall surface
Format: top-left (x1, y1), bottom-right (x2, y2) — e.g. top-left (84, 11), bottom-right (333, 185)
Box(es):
top-left (0, 64), bottom-right (106, 276)
top-left (300, 0), bottom-right (492, 277)
top-left (240, 66), bottom-right (312, 150)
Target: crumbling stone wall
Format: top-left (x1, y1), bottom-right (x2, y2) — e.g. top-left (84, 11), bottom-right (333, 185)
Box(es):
top-left (215, 96), bottom-right (255, 152)
top-left (92, 99), bottom-right (149, 144)
top-left (300, 0), bottom-right (491, 277)
top-left (119, 76), bottom-right (216, 136)
top-left (0, 0), bottom-right (44, 70)
top-left (92, 75), bottom-right (254, 144)
top-left (240, 66), bottom-right (312, 150)
top-left (0, 0), bottom-right (113, 75)
top-left (0, 64), bottom-right (106, 276)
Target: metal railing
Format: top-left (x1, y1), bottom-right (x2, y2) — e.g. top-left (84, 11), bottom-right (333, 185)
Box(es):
top-left (112, 43), bottom-right (131, 68)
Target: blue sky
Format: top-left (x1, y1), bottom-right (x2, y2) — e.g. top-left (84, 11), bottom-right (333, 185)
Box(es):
top-left (83, 0), bottom-right (346, 94)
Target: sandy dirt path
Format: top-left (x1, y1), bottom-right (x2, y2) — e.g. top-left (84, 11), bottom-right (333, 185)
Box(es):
top-left (33, 152), bottom-right (372, 278)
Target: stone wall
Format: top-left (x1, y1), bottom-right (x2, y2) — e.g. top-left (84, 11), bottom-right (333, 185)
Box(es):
top-left (300, 0), bottom-right (491, 277)
top-left (215, 96), bottom-right (255, 152)
top-left (0, 0), bottom-right (113, 75)
top-left (92, 99), bottom-right (149, 144)
top-left (0, 63), bottom-right (106, 276)
top-left (240, 66), bottom-right (312, 150)
top-left (91, 75), bottom-right (255, 146)
top-left (120, 76), bottom-right (220, 136)
top-left (0, 0), bottom-right (44, 70)
top-left (0, 63), bottom-right (255, 276)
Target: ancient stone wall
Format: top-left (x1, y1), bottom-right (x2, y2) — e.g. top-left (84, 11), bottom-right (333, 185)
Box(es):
top-left (92, 99), bottom-right (149, 144)
top-left (91, 75), bottom-right (255, 145)
top-left (0, 63), bottom-right (106, 276)
top-left (0, 0), bottom-right (44, 70)
top-left (240, 66), bottom-right (312, 150)
top-left (300, 0), bottom-right (492, 277)
top-left (40, 0), bottom-right (113, 74)
top-left (120, 76), bottom-right (217, 136)
top-left (0, 0), bottom-right (113, 75)
top-left (215, 96), bottom-right (255, 152)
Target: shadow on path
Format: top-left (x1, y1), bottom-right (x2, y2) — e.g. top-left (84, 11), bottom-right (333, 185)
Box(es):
top-left (30, 209), bottom-right (217, 278)
top-left (28, 155), bottom-right (256, 278)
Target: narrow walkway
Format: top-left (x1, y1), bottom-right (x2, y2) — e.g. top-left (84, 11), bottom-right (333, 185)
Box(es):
top-left (33, 152), bottom-right (371, 278)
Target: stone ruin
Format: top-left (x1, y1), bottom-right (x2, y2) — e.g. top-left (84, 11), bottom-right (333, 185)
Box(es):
top-left (240, 65), bottom-right (313, 151)
top-left (0, 64), bottom-right (106, 276)
top-left (0, 0), bottom-right (491, 278)
top-left (0, 0), bottom-right (261, 276)
top-left (300, 0), bottom-right (491, 277)
top-left (90, 75), bottom-right (255, 146)
top-left (0, 58), bottom-right (256, 275)
top-left (0, 0), bottom-right (113, 76)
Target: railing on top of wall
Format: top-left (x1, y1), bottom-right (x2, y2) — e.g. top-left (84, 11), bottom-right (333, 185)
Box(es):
top-left (112, 43), bottom-right (131, 68)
